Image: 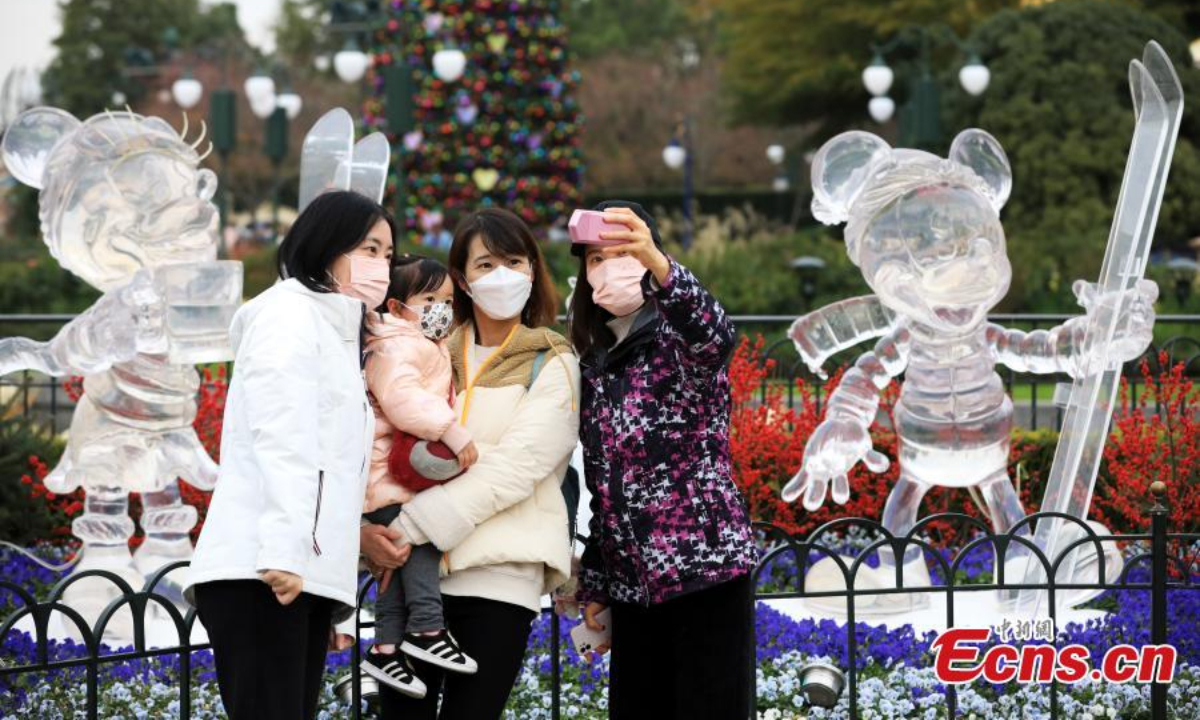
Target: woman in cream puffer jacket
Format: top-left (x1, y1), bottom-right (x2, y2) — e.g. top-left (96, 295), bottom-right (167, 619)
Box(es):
top-left (370, 208), bottom-right (579, 720)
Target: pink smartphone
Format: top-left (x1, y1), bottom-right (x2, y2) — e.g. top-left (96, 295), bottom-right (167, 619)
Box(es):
top-left (569, 209), bottom-right (626, 246)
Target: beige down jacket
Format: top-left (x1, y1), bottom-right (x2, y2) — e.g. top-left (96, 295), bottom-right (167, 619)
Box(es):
top-left (396, 322), bottom-right (580, 606)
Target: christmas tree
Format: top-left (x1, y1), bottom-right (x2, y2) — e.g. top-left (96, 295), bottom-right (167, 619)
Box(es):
top-left (363, 0), bottom-right (585, 242)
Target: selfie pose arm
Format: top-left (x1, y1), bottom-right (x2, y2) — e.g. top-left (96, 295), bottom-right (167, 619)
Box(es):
top-left (600, 207), bottom-right (735, 368)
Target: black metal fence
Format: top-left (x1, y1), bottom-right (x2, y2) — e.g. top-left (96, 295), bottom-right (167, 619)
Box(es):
top-left (3, 314), bottom-right (1197, 434)
top-left (1, 486), bottom-right (1195, 719)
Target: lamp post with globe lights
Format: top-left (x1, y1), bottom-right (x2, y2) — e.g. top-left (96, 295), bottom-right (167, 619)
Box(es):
top-left (319, 1), bottom-right (430, 220)
top-left (171, 71), bottom-right (203, 110)
top-left (662, 118), bottom-right (694, 251)
top-left (767, 143), bottom-right (793, 223)
top-left (862, 25), bottom-right (989, 149)
top-left (767, 143), bottom-right (787, 190)
top-left (240, 65), bottom-right (307, 241)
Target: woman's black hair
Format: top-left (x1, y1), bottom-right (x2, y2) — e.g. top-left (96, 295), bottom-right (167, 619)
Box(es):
top-left (276, 190), bottom-right (397, 292)
top-left (568, 255), bottom-right (613, 360)
top-left (386, 254), bottom-right (449, 305)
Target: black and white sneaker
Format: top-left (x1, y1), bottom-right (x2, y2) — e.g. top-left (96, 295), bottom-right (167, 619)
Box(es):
top-left (362, 649), bottom-right (427, 698)
top-left (400, 630), bottom-right (479, 674)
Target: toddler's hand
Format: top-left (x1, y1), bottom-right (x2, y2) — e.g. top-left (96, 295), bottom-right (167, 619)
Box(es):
top-left (457, 441), bottom-right (479, 470)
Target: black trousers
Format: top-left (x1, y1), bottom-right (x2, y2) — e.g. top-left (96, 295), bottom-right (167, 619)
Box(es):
top-left (609, 573), bottom-right (756, 720)
top-left (194, 580), bottom-right (334, 720)
top-left (379, 594), bottom-right (537, 719)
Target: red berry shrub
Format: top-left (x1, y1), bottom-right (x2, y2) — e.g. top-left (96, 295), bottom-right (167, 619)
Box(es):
top-left (728, 336), bottom-right (1196, 545)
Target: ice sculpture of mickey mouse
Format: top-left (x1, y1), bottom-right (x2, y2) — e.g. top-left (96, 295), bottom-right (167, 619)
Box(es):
top-left (783, 129), bottom-right (1156, 613)
top-left (0, 106), bottom-right (241, 608)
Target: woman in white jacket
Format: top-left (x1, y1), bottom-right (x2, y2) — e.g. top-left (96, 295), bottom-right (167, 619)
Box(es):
top-left (368, 208), bottom-right (580, 719)
top-left (185, 191), bottom-right (398, 720)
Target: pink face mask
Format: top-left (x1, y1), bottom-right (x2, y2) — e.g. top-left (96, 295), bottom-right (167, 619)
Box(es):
top-left (336, 254), bottom-right (390, 310)
top-left (588, 255), bottom-right (646, 317)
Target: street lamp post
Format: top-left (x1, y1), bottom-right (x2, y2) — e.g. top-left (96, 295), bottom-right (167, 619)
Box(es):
top-left (862, 25), bottom-right (989, 149)
top-left (209, 88), bottom-right (237, 242)
top-left (662, 118), bottom-right (694, 250)
top-left (767, 143), bottom-right (789, 223)
top-left (790, 256), bottom-right (826, 310)
top-left (322, 4), bottom-right (421, 224)
top-left (265, 105), bottom-right (290, 242)
top-left (242, 64), bottom-right (305, 242)
top-left (1167, 257), bottom-right (1198, 307)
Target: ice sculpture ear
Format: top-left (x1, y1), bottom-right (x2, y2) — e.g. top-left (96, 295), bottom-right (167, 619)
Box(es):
top-left (1, 107), bottom-right (82, 189)
top-left (347, 132), bottom-right (390, 205)
top-left (949, 129), bottom-right (1012, 211)
top-left (298, 108), bottom-right (355, 212)
top-left (810, 131), bottom-right (891, 226)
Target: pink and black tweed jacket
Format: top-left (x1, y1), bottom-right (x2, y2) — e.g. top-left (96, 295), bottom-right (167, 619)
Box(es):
top-left (577, 259), bottom-right (758, 607)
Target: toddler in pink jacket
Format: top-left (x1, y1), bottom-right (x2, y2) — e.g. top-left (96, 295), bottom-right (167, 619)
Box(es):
top-left (361, 255), bottom-right (479, 698)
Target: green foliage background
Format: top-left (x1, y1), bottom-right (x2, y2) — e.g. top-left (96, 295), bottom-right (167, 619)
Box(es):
top-left (944, 0), bottom-right (1200, 312)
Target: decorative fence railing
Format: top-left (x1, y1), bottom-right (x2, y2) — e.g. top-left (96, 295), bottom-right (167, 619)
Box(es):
top-left (1, 485), bottom-right (1195, 719)
top-left (3, 314), bottom-right (1197, 433)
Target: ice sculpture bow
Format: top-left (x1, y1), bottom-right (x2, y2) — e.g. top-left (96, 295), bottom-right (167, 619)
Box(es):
top-left (298, 108), bottom-right (390, 210)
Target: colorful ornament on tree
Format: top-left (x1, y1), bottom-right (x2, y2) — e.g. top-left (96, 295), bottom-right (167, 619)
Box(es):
top-left (403, 130), bottom-right (424, 151)
top-left (472, 167), bottom-right (500, 192)
top-left (365, 0), bottom-right (584, 238)
top-left (487, 33), bottom-right (509, 53)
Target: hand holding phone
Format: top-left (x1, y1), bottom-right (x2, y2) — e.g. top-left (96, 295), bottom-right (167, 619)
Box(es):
top-left (570, 606), bottom-right (612, 659)
top-left (568, 209), bottom-right (626, 246)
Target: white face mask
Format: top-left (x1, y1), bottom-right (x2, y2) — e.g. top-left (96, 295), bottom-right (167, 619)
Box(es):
top-left (467, 265), bottom-right (533, 321)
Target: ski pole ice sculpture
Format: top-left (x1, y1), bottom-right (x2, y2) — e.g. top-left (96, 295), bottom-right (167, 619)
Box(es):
top-left (783, 95), bottom-right (1163, 612)
top-left (1017, 42), bottom-right (1182, 616)
top-left (0, 106), bottom-right (242, 617)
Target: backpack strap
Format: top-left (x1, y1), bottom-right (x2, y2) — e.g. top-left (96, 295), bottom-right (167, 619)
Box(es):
top-left (529, 350), bottom-right (548, 388)
top-left (529, 330), bottom-right (578, 412)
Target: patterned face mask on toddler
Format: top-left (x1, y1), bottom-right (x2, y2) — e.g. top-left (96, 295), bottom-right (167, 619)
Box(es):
top-left (404, 300), bottom-right (454, 341)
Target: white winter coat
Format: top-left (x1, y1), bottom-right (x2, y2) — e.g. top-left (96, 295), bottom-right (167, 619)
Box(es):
top-left (185, 279), bottom-right (374, 617)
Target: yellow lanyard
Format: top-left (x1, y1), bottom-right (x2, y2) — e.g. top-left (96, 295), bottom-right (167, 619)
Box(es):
top-left (460, 324), bottom-right (519, 424)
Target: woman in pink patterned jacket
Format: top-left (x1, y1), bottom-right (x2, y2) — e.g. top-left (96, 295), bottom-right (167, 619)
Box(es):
top-left (569, 200), bottom-right (759, 719)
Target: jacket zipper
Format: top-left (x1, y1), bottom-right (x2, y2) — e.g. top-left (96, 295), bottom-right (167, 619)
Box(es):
top-left (361, 400), bottom-right (370, 477)
top-left (312, 470), bottom-right (324, 556)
